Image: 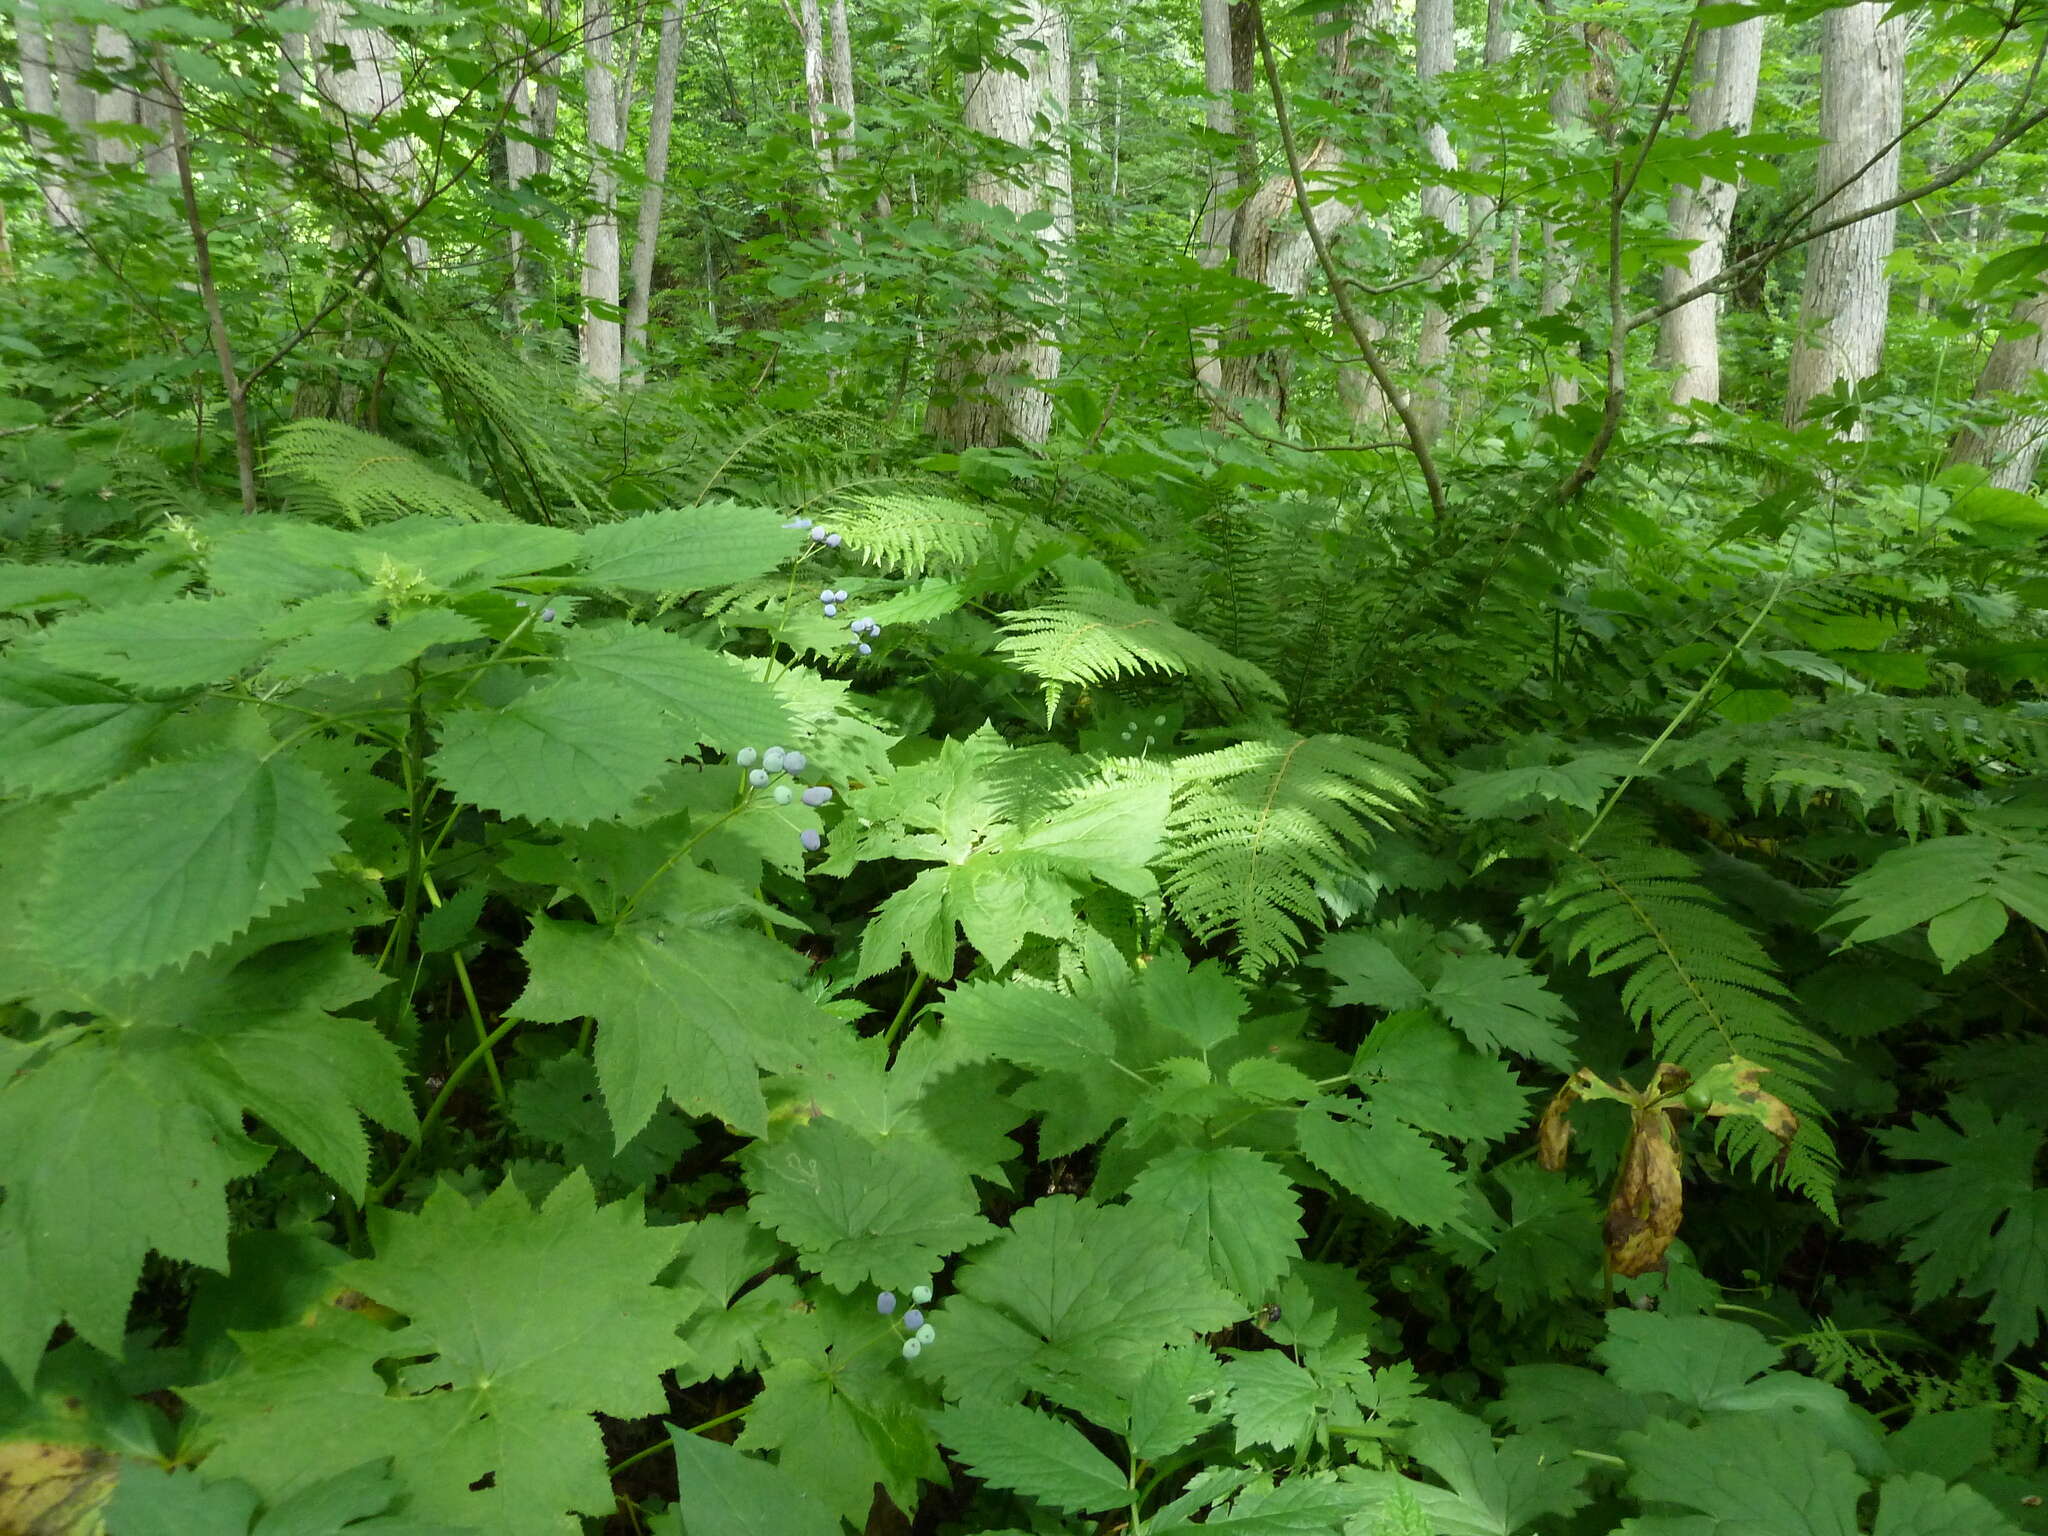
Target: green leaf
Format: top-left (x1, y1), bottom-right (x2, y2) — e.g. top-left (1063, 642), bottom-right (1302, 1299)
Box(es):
top-left (1622, 1417), bottom-right (1864, 1536)
top-left (1126, 1147), bottom-right (1303, 1306)
top-left (1396, 1403), bottom-right (1590, 1535)
top-left (0, 661), bottom-right (174, 796)
top-left (1855, 1098), bottom-right (2048, 1357)
top-left (186, 1173), bottom-right (692, 1536)
top-left (431, 681), bottom-right (678, 826)
top-left (553, 626), bottom-right (793, 754)
top-left (1835, 835), bottom-right (2048, 973)
top-left (1595, 1311), bottom-right (1781, 1410)
top-left (1223, 1351), bottom-right (1321, 1451)
top-left (1139, 951), bottom-right (1247, 1052)
top-left (1316, 930), bottom-right (1574, 1069)
top-left (1296, 1109), bottom-right (1467, 1234)
top-left (934, 1197), bottom-right (1241, 1401)
top-left (263, 606), bottom-right (482, 681)
top-left (932, 1399), bottom-right (1131, 1514)
top-left (32, 751), bottom-right (347, 979)
top-left (1128, 1345), bottom-right (1228, 1460)
top-left (577, 504), bottom-right (793, 592)
top-left (512, 915), bottom-right (828, 1141)
top-left (741, 1118), bottom-right (997, 1290)
top-left (0, 1031), bottom-right (271, 1380)
top-left (668, 1428), bottom-right (841, 1536)
top-left (937, 978), bottom-right (1117, 1072)
top-left (1353, 1013), bottom-right (1530, 1144)
top-left (32, 594), bottom-right (282, 691)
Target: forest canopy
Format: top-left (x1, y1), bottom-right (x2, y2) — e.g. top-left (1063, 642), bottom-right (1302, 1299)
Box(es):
top-left (4, 0), bottom-right (2048, 1529)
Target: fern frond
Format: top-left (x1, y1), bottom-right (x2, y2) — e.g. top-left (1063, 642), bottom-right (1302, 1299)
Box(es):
top-left (1162, 732), bottom-right (1427, 977)
top-left (1533, 816), bottom-right (1841, 1209)
top-left (831, 493), bottom-right (1024, 574)
top-left (998, 587), bottom-right (1285, 721)
top-left (264, 422), bottom-right (511, 525)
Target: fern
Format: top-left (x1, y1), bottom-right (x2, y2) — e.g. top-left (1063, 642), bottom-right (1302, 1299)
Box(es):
top-left (264, 421), bottom-right (513, 525)
top-left (831, 493), bottom-right (1030, 574)
top-left (1162, 732), bottom-right (1427, 977)
top-left (1531, 815), bottom-right (1841, 1209)
top-left (998, 586), bottom-right (1285, 721)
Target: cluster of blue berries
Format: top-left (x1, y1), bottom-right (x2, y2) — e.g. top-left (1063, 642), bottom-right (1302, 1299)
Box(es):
top-left (877, 1283), bottom-right (937, 1359)
top-left (783, 516), bottom-right (844, 549)
top-left (737, 746), bottom-right (833, 853)
top-left (845, 613), bottom-right (882, 658)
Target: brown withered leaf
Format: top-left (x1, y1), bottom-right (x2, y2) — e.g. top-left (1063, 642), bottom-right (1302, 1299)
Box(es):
top-left (1604, 1106), bottom-right (1684, 1278)
top-left (1536, 1079), bottom-right (1582, 1172)
top-left (0, 1441), bottom-right (115, 1536)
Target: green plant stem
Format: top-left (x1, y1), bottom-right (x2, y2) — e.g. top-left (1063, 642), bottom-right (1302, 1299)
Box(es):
top-left (424, 870), bottom-right (506, 1107)
top-left (608, 1404), bottom-right (753, 1479)
top-left (370, 1011), bottom-right (521, 1204)
top-left (881, 971), bottom-right (927, 1053)
top-left (1571, 557), bottom-right (1797, 854)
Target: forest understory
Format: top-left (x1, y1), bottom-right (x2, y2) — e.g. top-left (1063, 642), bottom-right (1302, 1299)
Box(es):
top-left (4, 0), bottom-right (2048, 1530)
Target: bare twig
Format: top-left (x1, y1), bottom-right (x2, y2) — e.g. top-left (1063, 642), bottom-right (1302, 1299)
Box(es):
top-left (1250, 0), bottom-right (1447, 521)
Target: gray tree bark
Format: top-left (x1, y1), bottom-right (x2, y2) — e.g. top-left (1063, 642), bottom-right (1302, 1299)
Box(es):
top-left (1784, 2), bottom-right (1906, 433)
top-left (1195, 0), bottom-right (1240, 396)
top-left (580, 0), bottom-right (624, 384)
top-left (17, 0), bottom-right (85, 226)
top-left (1947, 284), bottom-right (2048, 490)
top-left (626, 0), bottom-right (688, 382)
top-left (93, 0), bottom-right (141, 167)
top-left (310, 0), bottom-right (427, 266)
top-left (1413, 0), bottom-right (1460, 442)
top-left (1656, 18), bottom-right (1764, 408)
top-left (1538, 24), bottom-right (1590, 412)
top-left (927, 0), bottom-right (1072, 448)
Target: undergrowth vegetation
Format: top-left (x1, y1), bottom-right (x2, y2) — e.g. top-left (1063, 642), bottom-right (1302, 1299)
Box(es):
top-left (4, 372), bottom-right (2048, 1532)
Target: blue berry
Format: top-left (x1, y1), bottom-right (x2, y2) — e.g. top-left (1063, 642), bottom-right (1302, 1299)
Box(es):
top-left (877, 1291), bottom-right (896, 1315)
top-left (900, 1338), bottom-right (921, 1360)
top-left (773, 783), bottom-right (794, 805)
top-left (833, 589), bottom-right (849, 603)
top-left (823, 603), bottom-right (837, 617)
top-left (858, 643), bottom-right (872, 656)
top-left (783, 751), bottom-right (808, 774)
top-left (910, 1284), bottom-right (932, 1305)
top-left (737, 748), bottom-right (758, 767)
top-left (819, 588), bottom-right (835, 602)
top-left (784, 517), bottom-right (814, 530)
top-left (915, 1323), bottom-right (936, 1345)
top-left (540, 607), bottom-right (557, 623)
top-left (749, 768), bottom-right (770, 787)
top-left (801, 786), bottom-right (832, 807)
top-left (825, 533), bottom-right (842, 548)
top-left (515, 599), bottom-right (529, 608)
top-left (903, 1308), bottom-right (924, 1331)
top-left (800, 829), bottom-right (823, 853)
top-left (810, 527), bottom-right (829, 543)
top-left (764, 747), bottom-right (786, 772)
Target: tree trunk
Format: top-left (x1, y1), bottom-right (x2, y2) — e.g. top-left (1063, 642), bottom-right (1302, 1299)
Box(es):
top-left (1539, 25), bottom-right (1590, 412)
top-left (795, 0), bottom-right (833, 184)
top-left (94, 0), bottom-right (142, 167)
top-left (1947, 284), bottom-right (2048, 490)
top-left (1195, 0), bottom-right (1239, 396)
top-left (926, 0), bottom-right (1071, 448)
top-left (1783, 2), bottom-right (1906, 433)
top-left (1412, 0), bottom-right (1459, 442)
top-left (311, 0), bottom-right (427, 267)
top-left (581, 0), bottom-right (624, 385)
top-left (827, 0), bottom-right (856, 169)
top-left (17, 0), bottom-right (86, 227)
top-left (626, 0), bottom-right (688, 382)
top-left (1462, 0), bottom-right (1515, 337)
top-left (1656, 18), bottom-right (1763, 408)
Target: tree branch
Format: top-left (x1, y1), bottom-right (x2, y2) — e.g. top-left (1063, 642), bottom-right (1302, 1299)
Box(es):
top-left (1552, 17), bottom-right (1699, 506)
top-left (157, 50), bottom-right (257, 514)
top-left (1250, 0), bottom-right (1447, 521)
